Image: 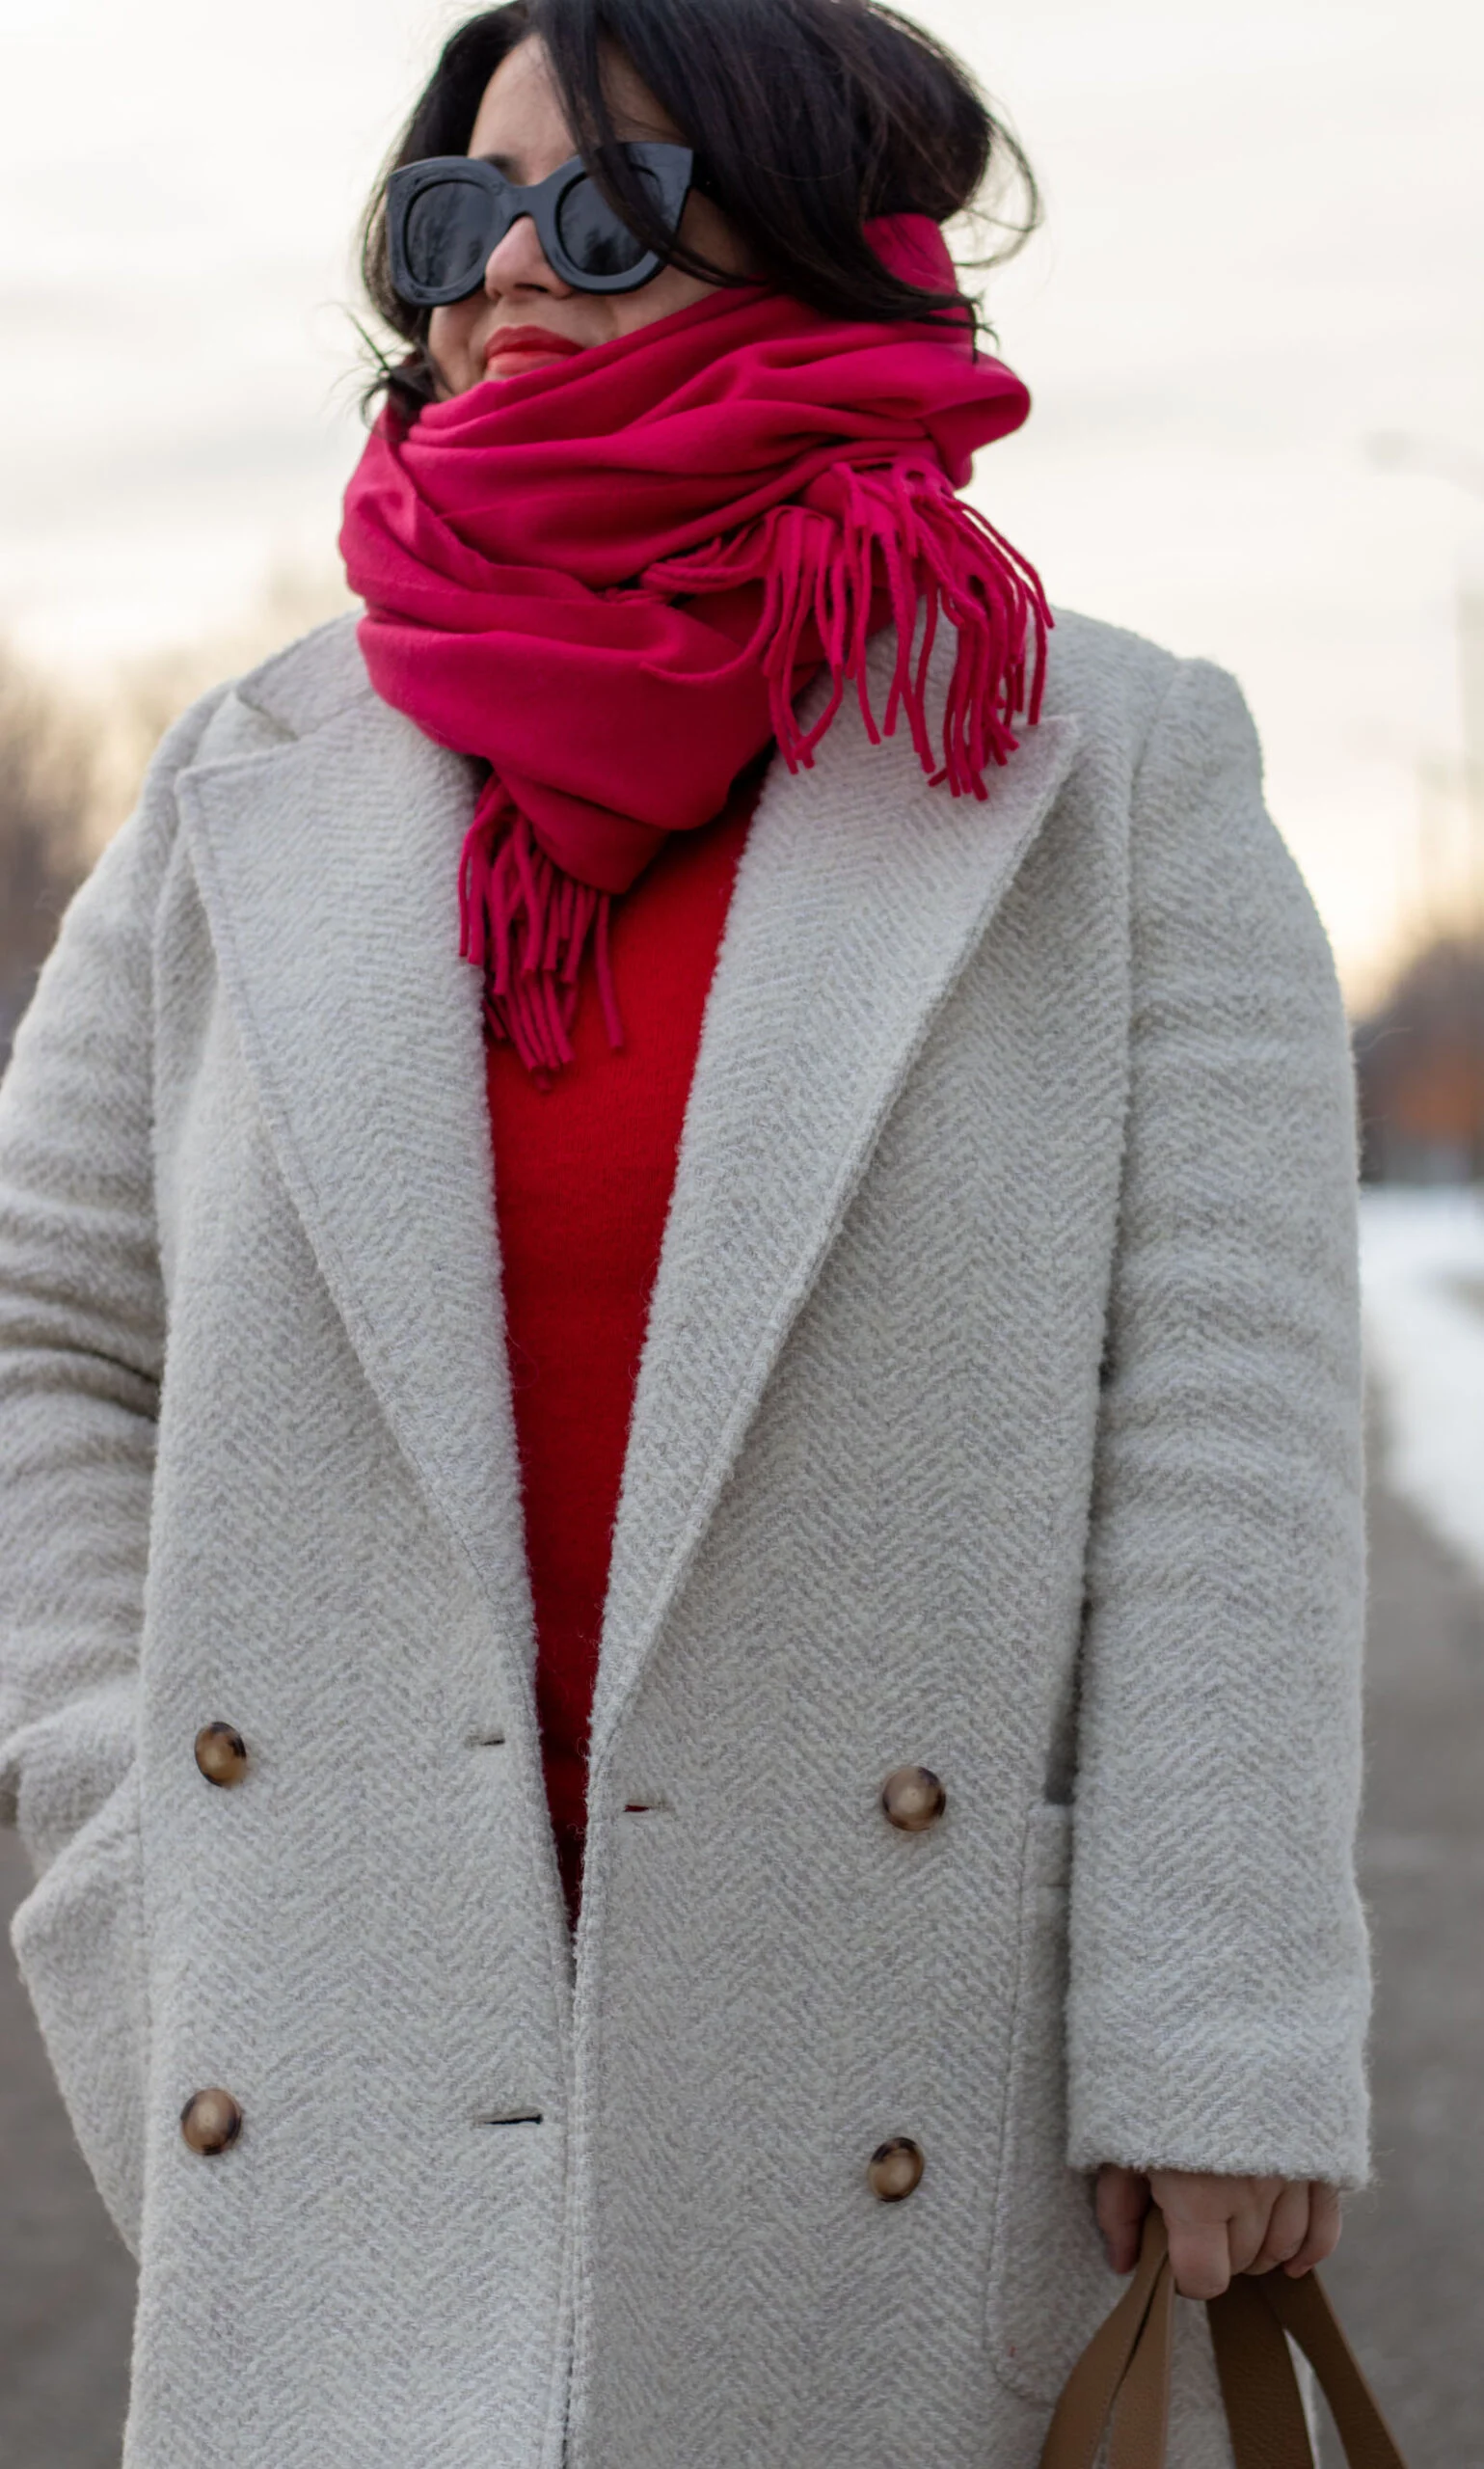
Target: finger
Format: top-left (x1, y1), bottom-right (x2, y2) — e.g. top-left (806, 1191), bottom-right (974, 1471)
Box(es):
top-left (1165, 2217), bottom-right (1233, 2301)
top-left (1095, 2165), bottom-right (1150, 2274)
top-left (1247, 2179), bottom-right (1311, 2275)
top-left (1223, 2177), bottom-right (1284, 2277)
top-left (1284, 2183), bottom-right (1342, 2277)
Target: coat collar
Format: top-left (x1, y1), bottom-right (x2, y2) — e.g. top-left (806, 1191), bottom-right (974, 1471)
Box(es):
top-left (176, 617), bottom-right (1079, 1744)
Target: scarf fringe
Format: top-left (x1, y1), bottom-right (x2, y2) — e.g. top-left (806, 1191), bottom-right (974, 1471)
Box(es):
top-left (459, 786), bottom-right (621, 1083)
top-left (461, 457), bottom-right (1049, 1079)
top-left (645, 458), bottom-right (1050, 796)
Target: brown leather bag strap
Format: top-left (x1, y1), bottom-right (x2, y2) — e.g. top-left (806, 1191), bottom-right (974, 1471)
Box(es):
top-left (1037, 2211), bottom-right (1412, 2469)
top-left (1206, 2272), bottom-right (1318, 2468)
top-left (1250, 2266), bottom-right (1408, 2469)
top-left (1107, 2243), bottom-right (1174, 2469)
top-left (1037, 2212), bottom-right (1172, 2469)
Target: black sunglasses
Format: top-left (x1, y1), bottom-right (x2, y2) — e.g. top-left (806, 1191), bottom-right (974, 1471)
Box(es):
top-left (386, 141), bottom-right (694, 305)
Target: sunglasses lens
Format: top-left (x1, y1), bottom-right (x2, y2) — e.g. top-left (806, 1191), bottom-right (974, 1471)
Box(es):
top-left (403, 178), bottom-right (495, 297)
top-left (554, 170), bottom-right (661, 279)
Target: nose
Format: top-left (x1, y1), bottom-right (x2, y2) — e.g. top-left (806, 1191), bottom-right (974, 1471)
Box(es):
top-left (484, 210), bottom-right (574, 300)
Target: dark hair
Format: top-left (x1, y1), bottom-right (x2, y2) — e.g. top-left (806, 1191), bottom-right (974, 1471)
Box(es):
top-left (360, 0), bottom-right (1039, 416)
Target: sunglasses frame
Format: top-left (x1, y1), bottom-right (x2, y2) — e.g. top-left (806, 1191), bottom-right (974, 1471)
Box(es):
top-left (386, 141), bottom-right (695, 305)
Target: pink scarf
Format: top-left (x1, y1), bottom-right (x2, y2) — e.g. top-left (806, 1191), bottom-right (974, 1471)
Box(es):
top-left (340, 215), bottom-right (1047, 1077)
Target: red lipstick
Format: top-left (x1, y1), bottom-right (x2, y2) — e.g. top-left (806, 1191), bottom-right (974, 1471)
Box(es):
top-left (483, 324), bottom-right (586, 377)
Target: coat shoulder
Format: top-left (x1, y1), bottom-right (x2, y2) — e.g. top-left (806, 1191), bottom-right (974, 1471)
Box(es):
top-left (1039, 610), bottom-right (1279, 836)
top-left (230, 610), bottom-right (374, 741)
top-left (120, 618), bottom-right (374, 801)
top-left (1040, 606), bottom-right (1184, 746)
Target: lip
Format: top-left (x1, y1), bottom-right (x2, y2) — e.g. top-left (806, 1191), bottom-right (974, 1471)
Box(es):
top-left (482, 323), bottom-right (586, 373)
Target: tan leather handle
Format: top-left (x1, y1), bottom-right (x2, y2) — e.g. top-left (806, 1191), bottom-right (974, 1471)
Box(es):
top-left (1217, 2263), bottom-right (1409, 2469)
top-left (1038, 2213), bottom-right (1174, 2469)
top-left (1038, 2209), bottom-right (1410, 2469)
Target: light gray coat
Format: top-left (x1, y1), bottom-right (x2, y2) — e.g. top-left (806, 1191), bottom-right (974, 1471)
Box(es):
top-left (0, 609), bottom-right (1369, 2468)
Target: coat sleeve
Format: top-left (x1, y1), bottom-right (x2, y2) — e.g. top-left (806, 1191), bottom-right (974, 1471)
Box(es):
top-left (1066, 657), bottom-right (1370, 2190)
top-left (0, 686), bottom-right (226, 2249)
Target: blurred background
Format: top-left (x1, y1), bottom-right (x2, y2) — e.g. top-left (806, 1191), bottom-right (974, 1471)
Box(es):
top-left (1, 0), bottom-right (1480, 2458)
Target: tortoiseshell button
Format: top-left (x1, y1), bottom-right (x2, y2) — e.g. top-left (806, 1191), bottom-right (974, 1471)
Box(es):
top-left (194, 1723), bottom-right (249, 1787)
top-left (868, 2137), bottom-right (925, 2202)
top-left (180, 2088), bottom-right (243, 2156)
top-left (880, 1766), bottom-right (946, 1832)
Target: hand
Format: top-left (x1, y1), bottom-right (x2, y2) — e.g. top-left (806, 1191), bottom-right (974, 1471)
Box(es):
top-left (1095, 2164), bottom-right (1342, 2299)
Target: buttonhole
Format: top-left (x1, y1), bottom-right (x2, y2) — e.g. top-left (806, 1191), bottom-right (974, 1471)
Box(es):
top-left (468, 1731), bottom-right (506, 1749)
top-left (623, 1802), bottom-right (653, 1814)
top-left (475, 2109), bottom-right (543, 2128)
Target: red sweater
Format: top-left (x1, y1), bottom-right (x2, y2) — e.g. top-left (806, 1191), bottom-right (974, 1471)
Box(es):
top-left (485, 779), bottom-right (758, 1922)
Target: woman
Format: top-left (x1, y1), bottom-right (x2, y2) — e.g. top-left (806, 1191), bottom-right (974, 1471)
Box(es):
top-left (0, 1), bottom-right (1369, 2462)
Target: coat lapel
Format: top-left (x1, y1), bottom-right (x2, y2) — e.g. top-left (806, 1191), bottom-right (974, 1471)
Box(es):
top-left (175, 651), bottom-right (535, 1692)
top-left (591, 691), bottom-right (1080, 1762)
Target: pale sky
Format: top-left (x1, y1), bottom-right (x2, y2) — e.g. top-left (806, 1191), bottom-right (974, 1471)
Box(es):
top-left (2, 0), bottom-right (1481, 1002)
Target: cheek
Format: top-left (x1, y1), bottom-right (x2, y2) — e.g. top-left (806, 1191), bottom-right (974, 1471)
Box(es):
top-left (427, 301), bottom-right (480, 390)
top-left (605, 262), bottom-right (716, 337)
top-left (599, 195), bottom-right (750, 337)
top-left (597, 194), bottom-right (748, 338)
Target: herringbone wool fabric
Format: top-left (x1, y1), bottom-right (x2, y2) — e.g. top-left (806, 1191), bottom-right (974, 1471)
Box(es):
top-left (0, 608), bottom-right (1368, 2469)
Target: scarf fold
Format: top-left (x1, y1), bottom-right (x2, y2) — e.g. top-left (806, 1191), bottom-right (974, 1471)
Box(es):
top-left (340, 215), bottom-right (1048, 1079)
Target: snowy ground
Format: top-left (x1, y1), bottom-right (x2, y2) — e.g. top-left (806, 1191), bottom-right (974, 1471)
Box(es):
top-left (1360, 1186), bottom-right (1484, 1590)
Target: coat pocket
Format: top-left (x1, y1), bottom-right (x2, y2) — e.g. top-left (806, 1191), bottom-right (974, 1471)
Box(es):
top-left (10, 1763), bottom-right (150, 2256)
top-left (985, 1799), bottom-right (1122, 2405)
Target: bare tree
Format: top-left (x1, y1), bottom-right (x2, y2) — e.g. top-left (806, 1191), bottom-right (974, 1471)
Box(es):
top-left (0, 647), bottom-right (93, 1071)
